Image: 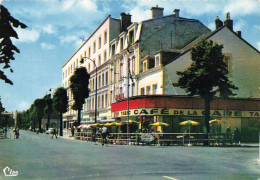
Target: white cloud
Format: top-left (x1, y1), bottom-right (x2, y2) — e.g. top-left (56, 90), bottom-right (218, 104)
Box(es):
top-left (42, 24), bottom-right (55, 34)
top-left (17, 101), bottom-right (30, 111)
top-left (255, 25), bottom-right (260, 31)
top-left (207, 22), bottom-right (215, 31)
top-left (130, 7), bottom-right (150, 22)
top-left (233, 19), bottom-right (246, 31)
top-left (15, 28), bottom-right (40, 43)
top-left (41, 43), bottom-right (55, 50)
top-left (61, 0), bottom-right (76, 11)
top-left (257, 42), bottom-right (260, 51)
top-left (60, 35), bottom-right (78, 44)
top-left (79, 0), bottom-right (98, 11)
top-left (224, 0), bottom-right (260, 16)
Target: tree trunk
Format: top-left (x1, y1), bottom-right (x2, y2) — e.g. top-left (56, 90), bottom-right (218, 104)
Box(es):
top-left (59, 112), bottom-right (63, 136)
top-left (46, 115), bottom-right (50, 131)
top-left (77, 109), bottom-right (81, 125)
top-left (204, 95), bottom-right (211, 146)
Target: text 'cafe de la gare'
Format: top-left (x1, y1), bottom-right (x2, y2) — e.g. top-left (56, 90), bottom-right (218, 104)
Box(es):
top-left (111, 95), bottom-right (260, 142)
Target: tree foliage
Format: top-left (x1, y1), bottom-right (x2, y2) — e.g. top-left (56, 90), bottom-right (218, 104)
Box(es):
top-left (176, 39), bottom-right (238, 134)
top-left (69, 67), bottom-right (90, 125)
top-left (44, 94), bottom-right (53, 130)
top-left (33, 98), bottom-right (45, 133)
top-left (53, 87), bottom-right (68, 136)
top-left (0, 5), bottom-right (27, 85)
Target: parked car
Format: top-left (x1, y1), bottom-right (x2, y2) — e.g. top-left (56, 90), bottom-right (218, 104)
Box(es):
top-left (46, 128), bottom-right (54, 134)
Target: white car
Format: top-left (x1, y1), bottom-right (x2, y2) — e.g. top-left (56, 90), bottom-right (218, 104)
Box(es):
top-left (46, 128), bottom-right (54, 134)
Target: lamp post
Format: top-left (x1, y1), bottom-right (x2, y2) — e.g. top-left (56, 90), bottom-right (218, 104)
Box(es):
top-left (80, 57), bottom-right (98, 140)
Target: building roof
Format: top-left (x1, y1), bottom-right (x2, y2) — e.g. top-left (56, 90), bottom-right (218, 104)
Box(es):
top-left (166, 25), bottom-right (260, 65)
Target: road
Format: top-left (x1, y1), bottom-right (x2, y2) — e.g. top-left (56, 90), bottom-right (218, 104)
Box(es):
top-left (0, 130), bottom-right (260, 180)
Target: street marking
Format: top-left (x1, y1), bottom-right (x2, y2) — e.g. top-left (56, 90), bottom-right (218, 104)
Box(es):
top-left (163, 176), bottom-right (178, 180)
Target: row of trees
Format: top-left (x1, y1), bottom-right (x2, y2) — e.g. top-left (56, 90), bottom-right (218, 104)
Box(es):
top-left (19, 87), bottom-right (68, 136)
top-left (18, 67), bottom-right (90, 135)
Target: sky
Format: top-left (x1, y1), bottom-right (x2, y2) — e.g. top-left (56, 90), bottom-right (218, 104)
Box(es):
top-left (0, 0), bottom-right (260, 112)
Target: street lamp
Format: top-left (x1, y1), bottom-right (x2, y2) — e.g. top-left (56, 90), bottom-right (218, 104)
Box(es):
top-left (80, 57), bottom-right (98, 124)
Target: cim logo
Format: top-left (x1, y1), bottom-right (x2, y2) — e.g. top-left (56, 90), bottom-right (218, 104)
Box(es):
top-left (3, 166), bottom-right (18, 177)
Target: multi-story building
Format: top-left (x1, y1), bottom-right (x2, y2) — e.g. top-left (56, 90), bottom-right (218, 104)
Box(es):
top-left (62, 6), bottom-right (260, 141)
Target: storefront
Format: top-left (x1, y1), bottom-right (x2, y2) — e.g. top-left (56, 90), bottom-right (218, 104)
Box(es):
top-left (111, 95), bottom-right (260, 142)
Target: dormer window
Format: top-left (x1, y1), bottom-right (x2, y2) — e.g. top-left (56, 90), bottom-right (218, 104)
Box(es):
top-left (143, 61), bottom-right (148, 72)
top-left (120, 37), bottom-right (124, 51)
top-left (128, 30), bottom-right (134, 43)
top-left (155, 55), bottom-right (160, 67)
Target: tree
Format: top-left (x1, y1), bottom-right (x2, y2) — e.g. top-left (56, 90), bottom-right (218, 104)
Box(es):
top-left (0, 5), bottom-right (27, 85)
top-left (69, 67), bottom-right (90, 125)
top-left (176, 39), bottom-right (238, 139)
top-left (53, 87), bottom-right (68, 136)
top-left (44, 94), bottom-right (53, 131)
top-left (33, 98), bottom-right (45, 133)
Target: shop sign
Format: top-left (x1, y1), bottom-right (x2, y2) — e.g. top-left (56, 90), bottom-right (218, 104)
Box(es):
top-left (140, 134), bottom-right (154, 142)
top-left (117, 108), bottom-right (260, 118)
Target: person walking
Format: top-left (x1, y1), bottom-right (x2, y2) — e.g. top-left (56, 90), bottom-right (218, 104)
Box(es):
top-left (51, 128), bottom-right (58, 139)
top-left (233, 127), bottom-right (240, 145)
top-left (71, 126), bottom-right (75, 137)
top-left (101, 126), bottom-right (108, 146)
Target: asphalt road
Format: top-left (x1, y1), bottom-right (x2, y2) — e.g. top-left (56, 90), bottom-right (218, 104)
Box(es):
top-left (0, 130), bottom-right (260, 180)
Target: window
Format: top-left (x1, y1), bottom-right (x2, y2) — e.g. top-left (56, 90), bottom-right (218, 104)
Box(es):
top-left (131, 83), bottom-right (135, 96)
top-left (120, 37), bottom-right (124, 50)
top-left (105, 71), bottom-right (108, 86)
top-left (129, 30), bottom-right (134, 43)
top-left (98, 36), bottom-right (102, 49)
top-left (146, 86), bottom-right (151, 95)
top-left (111, 44), bottom-right (116, 56)
top-left (88, 47), bottom-right (91, 57)
top-left (131, 57), bottom-right (135, 74)
top-left (155, 55), bottom-right (160, 67)
top-left (224, 56), bottom-right (231, 73)
top-left (105, 94), bottom-right (107, 108)
top-left (98, 54), bottom-right (101, 66)
top-left (152, 84), bottom-right (158, 94)
top-left (143, 61), bottom-right (147, 72)
top-left (104, 30), bottom-right (107, 44)
top-left (93, 41), bottom-right (96, 53)
top-left (120, 62), bottom-right (123, 79)
top-left (88, 63), bottom-right (90, 72)
top-left (103, 50), bottom-right (107, 61)
top-left (98, 75), bottom-right (101, 88)
top-left (140, 88), bottom-right (145, 95)
top-left (102, 73), bottom-right (104, 87)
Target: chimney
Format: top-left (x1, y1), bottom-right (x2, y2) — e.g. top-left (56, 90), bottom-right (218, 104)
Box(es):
top-left (224, 12), bottom-right (233, 31)
top-left (215, 16), bottom-right (223, 29)
top-left (174, 9), bottom-right (180, 18)
top-left (120, 12), bottom-right (132, 32)
top-left (236, 31), bottom-right (241, 38)
top-left (151, 5), bottom-right (164, 19)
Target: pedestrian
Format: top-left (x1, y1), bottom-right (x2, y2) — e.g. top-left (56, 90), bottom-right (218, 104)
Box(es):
top-left (226, 125), bottom-right (231, 134)
top-left (16, 128), bottom-right (19, 139)
top-left (101, 126), bottom-right (108, 146)
top-left (71, 126), bottom-right (75, 137)
top-left (233, 127), bottom-right (240, 145)
top-left (51, 128), bottom-right (58, 139)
